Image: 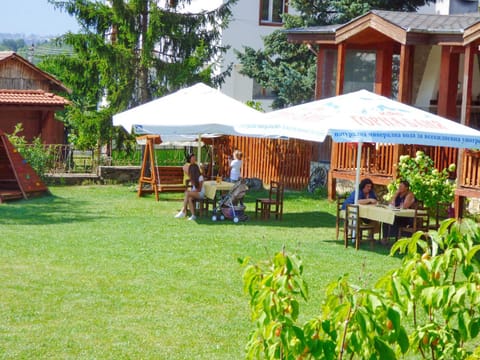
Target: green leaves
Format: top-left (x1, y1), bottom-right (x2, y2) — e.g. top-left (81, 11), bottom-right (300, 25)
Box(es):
top-left (243, 219), bottom-right (480, 359)
top-left (388, 151), bottom-right (455, 209)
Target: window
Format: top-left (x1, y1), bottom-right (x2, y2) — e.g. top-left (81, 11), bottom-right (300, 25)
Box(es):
top-left (343, 51), bottom-right (376, 93)
top-left (260, 0), bottom-right (287, 25)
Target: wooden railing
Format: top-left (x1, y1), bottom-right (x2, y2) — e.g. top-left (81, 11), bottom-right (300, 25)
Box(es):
top-left (459, 150), bottom-right (480, 188)
top-left (329, 142), bottom-right (462, 199)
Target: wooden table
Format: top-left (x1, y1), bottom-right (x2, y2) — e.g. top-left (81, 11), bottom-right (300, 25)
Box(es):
top-left (204, 181), bottom-right (235, 200)
top-left (358, 204), bottom-right (418, 225)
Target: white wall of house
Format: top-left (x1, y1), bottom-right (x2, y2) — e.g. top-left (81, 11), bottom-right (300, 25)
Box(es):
top-left (419, 0), bottom-right (478, 14)
top-left (218, 0), bottom-right (297, 112)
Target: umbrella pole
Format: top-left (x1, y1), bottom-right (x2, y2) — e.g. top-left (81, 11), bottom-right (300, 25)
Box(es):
top-left (197, 134), bottom-right (202, 164)
top-left (354, 141), bottom-right (363, 204)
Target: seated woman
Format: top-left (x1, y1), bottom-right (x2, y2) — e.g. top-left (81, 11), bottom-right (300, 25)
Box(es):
top-left (182, 153), bottom-right (196, 185)
top-left (342, 178), bottom-right (379, 242)
top-left (175, 163), bottom-right (205, 221)
top-left (382, 180), bottom-right (416, 244)
top-left (342, 178), bottom-right (378, 209)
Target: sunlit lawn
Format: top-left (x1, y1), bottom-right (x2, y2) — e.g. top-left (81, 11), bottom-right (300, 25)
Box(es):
top-left (0, 185), bottom-right (402, 359)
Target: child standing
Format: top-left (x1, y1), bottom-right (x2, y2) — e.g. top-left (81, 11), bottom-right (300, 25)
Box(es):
top-left (228, 150), bottom-right (243, 182)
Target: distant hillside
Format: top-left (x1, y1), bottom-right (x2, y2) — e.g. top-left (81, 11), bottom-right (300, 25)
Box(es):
top-left (0, 32), bottom-right (59, 45)
top-left (0, 33), bottom-right (73, 65)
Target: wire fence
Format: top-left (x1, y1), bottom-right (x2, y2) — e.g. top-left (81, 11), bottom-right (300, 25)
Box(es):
top-left (33, 144), bottom-right (201, 174)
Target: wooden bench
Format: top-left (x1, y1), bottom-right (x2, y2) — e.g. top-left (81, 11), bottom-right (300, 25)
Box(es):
top-left (138, 166), bottom-right (187, 201)
top-left (155, 166), bottom-right (186, 192)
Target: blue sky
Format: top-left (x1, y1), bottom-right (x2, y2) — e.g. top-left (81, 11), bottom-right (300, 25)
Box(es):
top-left (0, 0), bottom-right (79, 35)
top-left (0, 0), bottom-right (221, 36)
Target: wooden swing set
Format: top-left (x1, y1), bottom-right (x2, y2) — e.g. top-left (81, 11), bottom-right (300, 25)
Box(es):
top-left (137, 135), bottom-right (187, 201)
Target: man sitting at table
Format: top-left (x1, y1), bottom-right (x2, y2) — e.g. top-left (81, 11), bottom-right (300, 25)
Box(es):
top-left (381, 180), bottom-right (416, 244)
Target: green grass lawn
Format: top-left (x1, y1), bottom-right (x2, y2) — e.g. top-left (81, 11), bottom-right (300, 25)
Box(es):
top-left (0, 185), bottom-right (402, 359)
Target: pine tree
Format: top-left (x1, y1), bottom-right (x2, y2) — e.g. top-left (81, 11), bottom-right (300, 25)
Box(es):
top-left (39, 0), bottom-right (237, 151)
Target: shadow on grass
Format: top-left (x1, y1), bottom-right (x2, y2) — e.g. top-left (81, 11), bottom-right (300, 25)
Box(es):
top-left (321, 237), bottom-right (404, 257)
top-left (0, 193), bottom-right (102, 225)
top-left (197, 210), bottom-right (336, 228)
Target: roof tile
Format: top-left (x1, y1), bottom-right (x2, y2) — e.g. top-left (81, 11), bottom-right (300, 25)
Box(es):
top-left (0, 89), bottom-right (70, 106)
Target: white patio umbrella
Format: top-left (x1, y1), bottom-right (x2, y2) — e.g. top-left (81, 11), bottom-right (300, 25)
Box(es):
top-left (113, 82), bottom-right (265, 162)
top-left (113, 82), bottom-right (264, 136)
top-left (236, 89), bottom-right (480, 202)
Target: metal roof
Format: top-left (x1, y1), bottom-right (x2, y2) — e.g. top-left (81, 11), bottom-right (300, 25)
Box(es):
top-left (286, 10), bottom-right (480, 35)
top-left (371, 10), bottom-right (480, 34)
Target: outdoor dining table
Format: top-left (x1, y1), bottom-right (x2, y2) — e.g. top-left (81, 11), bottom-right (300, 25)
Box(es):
top-left (357, 204), bottom-right (419, 225)
top-left (204, 180), bottom-right (235, 200)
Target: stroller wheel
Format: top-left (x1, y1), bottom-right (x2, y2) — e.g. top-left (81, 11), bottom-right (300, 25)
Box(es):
top-left (233, 217), bottom-right (239, 223)
top-left (220, 215), bottom-right (225, 221)
top-left (212, 215), bottom-right (217, 221)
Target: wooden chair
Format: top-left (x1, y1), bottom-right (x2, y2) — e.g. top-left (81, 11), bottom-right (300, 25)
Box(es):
top-left (398, 202), bottom-right (430, 238)
top-left (335, 194), bottom-right (347, 241)
top-left (186, 179), bottom-right (217, 217)
top-left (255, 181), bottom-right (284, 220)
top-left (195, 196), bottom-right (217, 217)
top-left (344, 204), bottom-right (376, 250)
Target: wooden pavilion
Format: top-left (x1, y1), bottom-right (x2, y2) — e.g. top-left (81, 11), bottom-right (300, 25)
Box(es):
top-left (285, 10), bottom-right (480, 217)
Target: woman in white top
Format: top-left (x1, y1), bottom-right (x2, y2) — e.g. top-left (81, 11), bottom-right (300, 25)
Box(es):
top-left (229, 150), bottom-right (243, 182)
top-left (175, 163), bottom-right (205, 220)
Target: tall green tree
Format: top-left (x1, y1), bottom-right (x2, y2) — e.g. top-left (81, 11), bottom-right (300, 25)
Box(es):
top-left (39, 0), bottom-right (237, 151)
top-left (237, 0), bottom-right (434, 109)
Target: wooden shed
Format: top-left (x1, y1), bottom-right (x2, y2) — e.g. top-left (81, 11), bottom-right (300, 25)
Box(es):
top-left (285, 10), bottom-right (480, 217)
top-left (0, 51), bottom-right (70, 144)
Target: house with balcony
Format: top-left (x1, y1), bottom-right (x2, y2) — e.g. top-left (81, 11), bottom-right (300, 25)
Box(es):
top-left (283, 3), bottom-right (480, 217)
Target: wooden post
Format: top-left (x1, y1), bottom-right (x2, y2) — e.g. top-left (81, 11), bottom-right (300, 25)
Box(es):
top-left (336, 43), bottom-right (346, 95)
top-left (375, 45), bottom-right (393, 97)
top-left (315, 48), bottom-right (324, 100)
top-left (398, 44), bottom-right (413, 104)
top-left (438, 46), bottom-right (459, 120)
top-left (455, 44), bottom-right (475, 218)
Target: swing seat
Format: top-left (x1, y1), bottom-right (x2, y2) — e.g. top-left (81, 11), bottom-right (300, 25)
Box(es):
top-left (155, 166), bottom-right (187, 192)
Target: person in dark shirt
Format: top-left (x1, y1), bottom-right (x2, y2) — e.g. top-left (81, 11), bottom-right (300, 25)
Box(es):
top-left (342, 178), bottom-right (378, 210)
top-left (382, 180), bottom-right (416, 244)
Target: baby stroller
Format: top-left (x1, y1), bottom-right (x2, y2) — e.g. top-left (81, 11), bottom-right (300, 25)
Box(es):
top-left (212, 180), bottom-right (249, 223)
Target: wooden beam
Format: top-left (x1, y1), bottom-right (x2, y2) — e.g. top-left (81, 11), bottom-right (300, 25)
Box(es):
top-left (315, 48), bottom-right (324, 100)
top-left (438, 46), bottom-right (459, 120)
top-left (336, 43), bottom-right (346, 95)
top-left (375, 45), bottom-right (393, 97)
top-left (398, 44), bottom-right (413, 103)
top-left (456, 44), bottom-right (475, 215)
top-left (460, 44), bottom-right (474, 126)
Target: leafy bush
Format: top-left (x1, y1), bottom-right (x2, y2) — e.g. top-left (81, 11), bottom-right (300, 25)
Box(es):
top-left (6, 124), bottom-right (52, 179)
top-left (240, 219), bottom-right (480, 359)
top-left (386, 151), bottom-right (456, 208)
